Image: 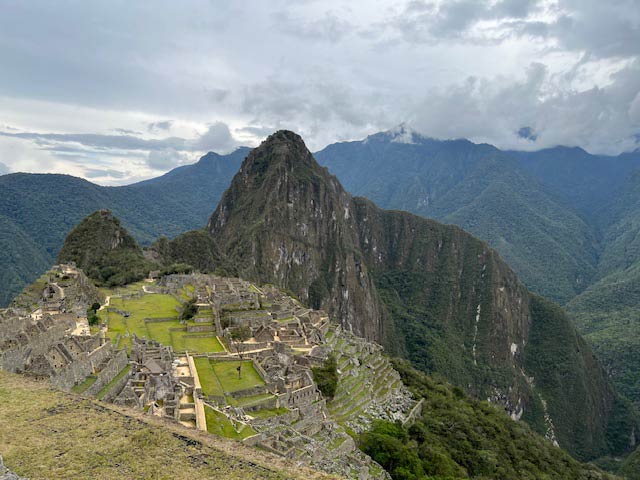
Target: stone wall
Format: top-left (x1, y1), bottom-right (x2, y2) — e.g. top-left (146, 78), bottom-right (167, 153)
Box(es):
top-left (0, 316), bottom-right (72, 373)
top-left (85, 350), bottom-right (129, 397)
top-left (49, 341), bottom-right (114, 390)
top-left (101, 367), bottom-right (133, 403)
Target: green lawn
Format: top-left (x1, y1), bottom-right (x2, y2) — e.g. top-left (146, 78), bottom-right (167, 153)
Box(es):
top-left (179, 335), bottom-right (224, 354)
top-left (232, 393), bottom-right (275, 408)
top-left (203, 404), bottom-right (256, 440)
top-left (249, 407), bottom-right (289, 419)
top-left (195, 359), bottom-right (265, 400)
top-left (212, 360), bottom-right (264, 393)
top-left (96, 365), bottom-right (131, 400)
top-left (179, 284), bottom-right (196, 301)
top-left (194, 357), bottom-right (224, 397)
top-left (71, 375), bottom-right (97, 394)
top-left (99, 286), bottom-right (224, 353)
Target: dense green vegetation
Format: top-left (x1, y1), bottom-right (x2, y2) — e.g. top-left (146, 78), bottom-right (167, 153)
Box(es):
top-left (312, 354), bottom-right (338, 399)
top-left (360, 359), bottom-right (616, 480)
top-left (151, 229), bottom-right (233, 275)
top-left (568, 260), bottom-right (640, 403)
top-left (524, 295), bottom-right (639, 459)
top-left (57, 210), bottom-right (151, 286)
top-left (619, 445), bottom-right (640, 479)
top-left (315, 134), bottom-right (605, 304)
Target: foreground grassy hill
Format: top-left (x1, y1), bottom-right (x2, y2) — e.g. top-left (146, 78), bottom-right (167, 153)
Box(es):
top-left (0, 370), bottom-right (331, 480)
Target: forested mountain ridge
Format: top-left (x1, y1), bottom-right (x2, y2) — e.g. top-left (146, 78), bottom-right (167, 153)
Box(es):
top-left (314, 130), bottom-right (603, 304)
top-left (315, 129), bottom-right (640, 406)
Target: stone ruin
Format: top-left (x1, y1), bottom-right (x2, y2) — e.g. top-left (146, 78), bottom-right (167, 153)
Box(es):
top-left (1, 269), bottom-right (413, 479)
top-left (0, 454), bottom-right (26, 480)
top-left (0, 265), bottom-right (128, 396)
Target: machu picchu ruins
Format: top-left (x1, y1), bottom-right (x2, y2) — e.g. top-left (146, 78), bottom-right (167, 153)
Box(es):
top-left (0, 265), bottom-right (416, 479)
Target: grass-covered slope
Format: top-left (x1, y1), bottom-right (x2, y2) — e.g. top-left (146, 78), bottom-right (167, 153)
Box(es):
top-left (57, 210), bottom-right (151, 286)
top-left (362, 359), bottom-right (618, 480)
top-left (0, 370), bottom-right (329, 480)
top-left (567, 260), bottom-right (640, 404)
top-left (150, 229), bottom-right (231, 275)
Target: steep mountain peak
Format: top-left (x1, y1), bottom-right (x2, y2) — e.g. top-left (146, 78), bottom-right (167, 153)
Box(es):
top-left (58, 209), bottom-right (150, 286)
top-left (364, 123), bottom-right (428, 145)
top-left (238, 129), bottom-right (321, 176)
top-left (208, 129), bottom-right (346, 237)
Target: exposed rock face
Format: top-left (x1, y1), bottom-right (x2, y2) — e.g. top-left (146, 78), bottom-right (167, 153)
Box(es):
top-left (207, 131), bottom-right (637, 460)
top-left (208, 131), bottom-right (383, 341)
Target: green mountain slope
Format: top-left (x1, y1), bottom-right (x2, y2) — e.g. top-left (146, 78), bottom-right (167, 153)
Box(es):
top-left (315, 131), bottom-right (599, 304)
top-left (362, 358), bottom-right (617, 480)
top-left (620, 444), bottom-right (640, 479)
top-left (57, 210), bottom-right (151, 286)
top-left (206, 130), bottom-right (638, 461)
top-left (0, 214), bottom-right (51, 306)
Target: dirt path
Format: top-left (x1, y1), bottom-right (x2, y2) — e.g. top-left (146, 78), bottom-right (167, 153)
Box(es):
top-left (99, 296), bottom-right (111, 311)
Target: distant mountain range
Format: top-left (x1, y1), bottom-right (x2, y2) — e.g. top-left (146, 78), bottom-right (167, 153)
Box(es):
top-left (2, 128), bottom-right (640, 405)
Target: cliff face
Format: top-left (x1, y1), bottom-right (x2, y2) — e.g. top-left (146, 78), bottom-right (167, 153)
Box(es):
top-left (208, 131), bottom-right (383, 341)
top-left (207, 131), bottom-right (637, 460)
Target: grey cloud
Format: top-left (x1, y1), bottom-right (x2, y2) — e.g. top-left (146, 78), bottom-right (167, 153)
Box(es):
top-left (517, 126), bottom-right (538, 141)
top-left (0, 122), bottom-right (240, 155)
top-left (146, 149), bottom-right (186, 170)
top-left (84, 168), bottom-right (128, 179)
top-left (410, 60), bottom-right (640, 154)
top-left (0, 162), bottom-right (10, 175)
top-left (147, 121), bottom-right (173, 133)
top-left (274, 10), bottom-right (354, 42)
top-left (0, 131), bottom-right (189, 152)
top-left (388, 0), bottom-right (640, 60)
top-left (389, 0), bottom-right (543, 43)
top-left (237, 125), bottom-right (277, 137)
top-left (192, 123), bottom-right (239, 152)
top-left (113, 128), bottom-right (142, 135)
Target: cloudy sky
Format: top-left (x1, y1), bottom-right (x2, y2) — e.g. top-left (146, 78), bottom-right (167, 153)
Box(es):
top-left (1, 0), bottom-right (639, 185)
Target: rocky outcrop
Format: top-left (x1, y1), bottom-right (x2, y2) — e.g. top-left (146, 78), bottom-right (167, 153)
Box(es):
top-left (0, 454), bottom-right (26, 480)
top-left (206, 130), bottom-right (638, 460)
